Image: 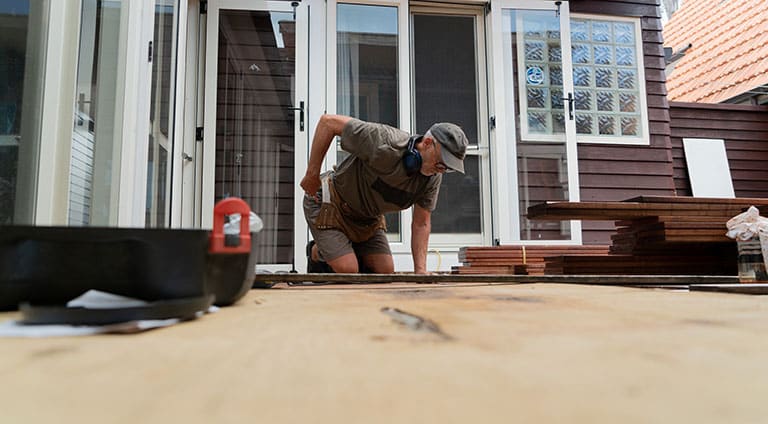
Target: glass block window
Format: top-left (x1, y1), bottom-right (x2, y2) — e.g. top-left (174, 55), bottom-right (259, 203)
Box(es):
top-left (570, 17), bottom-right (646, 141)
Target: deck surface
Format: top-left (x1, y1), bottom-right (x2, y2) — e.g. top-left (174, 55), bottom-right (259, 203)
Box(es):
top-left (2, 282), bottom-right (768, 423)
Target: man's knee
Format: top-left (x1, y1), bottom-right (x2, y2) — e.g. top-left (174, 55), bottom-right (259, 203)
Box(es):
top-left (363, 254), bottom-right (394, 274)
top-left (327, 254), bottom-right (359, 273)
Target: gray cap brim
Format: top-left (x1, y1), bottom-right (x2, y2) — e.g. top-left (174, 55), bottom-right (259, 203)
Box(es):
top-left (440, 148), bottom-right (465, 174)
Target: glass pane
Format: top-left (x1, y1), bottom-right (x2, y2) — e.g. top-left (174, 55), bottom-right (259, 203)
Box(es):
top-left (503, 9), bottom-right (572, 241)
top-left (597, 91), bottom-right (615, 111)
top-left (618, 69), bottom-right (637, 89)
top-left (337, 4), bottom-right (398, 126)
top-left (527, 87), bottom-right (548, 108)
top-left (619, 93), bottom-right (638, 112)
top-left (595, 67), bottom-right (614, 88)
top-left (216, 10), bottom-right (296, 264)
top-left (413, 13), bottom-right (482, 235)
top-left (517, 143), bottom-right (571, 240)
top-left (337, 3), bottom-right (400, 238)
top-left (621, 117), bottom-right (638, 136)
top-left (146, 1), bottom-right (176, 228)
top-left (0, 1), bottom-right (46, 225)
top-left (593, 45), bottom-right (612, 65)
top-left (598, 115), bottom-right (616, 135)
top-left (576, 113), bottom-right (593, 134)
top-left (614, 22), bottom-right (635, 44)
top-left (591, 21), bottom-right (611, 42)
top-left (69, 0), bottom-right (127, 226)
top-left (575, 90), bottom-right (592, 110)
top-left (572, 43), bottom-right (590, 64)
top-left (615, 46), bottom-right (636, 66)
top-left (573, 66), bottom-right (591, 87)
top-left (430, 156), bottom-right (481, 233)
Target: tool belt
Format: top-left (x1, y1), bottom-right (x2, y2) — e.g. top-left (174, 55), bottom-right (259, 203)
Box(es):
top-left (315, 176), bottom-right (386, 243)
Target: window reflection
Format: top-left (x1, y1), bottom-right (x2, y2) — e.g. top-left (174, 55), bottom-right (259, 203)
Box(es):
top-left (337, 3), bottom-right (398, 126)
top-left (337, 3), bottom-right (401, 237)
top-left (215, 10), bottom-right (297, 264)
top-left (146, 2), bottom-right (176, 228)
top-left (0, 0), bottom-right (46, 225)
top-left (0, 1), bottom-right (30, 224)
top-left (69, 0), bottom-right (126, 226)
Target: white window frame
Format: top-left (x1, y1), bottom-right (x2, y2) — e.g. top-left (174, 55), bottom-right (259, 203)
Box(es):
top-left (409, 4), bottom-right (492, 248)
top-left (490, 0), bottom-right (582, 245)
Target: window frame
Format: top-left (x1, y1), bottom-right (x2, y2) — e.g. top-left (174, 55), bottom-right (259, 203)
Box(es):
top-left (409, 5), bottom-right (491, 247)
top-left (569, 13), bottom-right (650, 146)
top-left (516, 12), bottom-right (650, 146)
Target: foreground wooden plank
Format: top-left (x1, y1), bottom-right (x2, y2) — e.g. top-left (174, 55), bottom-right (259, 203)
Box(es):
top-left (4, 285), bottom-right (768, 423)
top-left (253, 272), bottom-right (737, 286)
top-left (690, 284), bottom-right (768, 294)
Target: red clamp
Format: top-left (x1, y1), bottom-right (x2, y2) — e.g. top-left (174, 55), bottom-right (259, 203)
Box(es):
top-left (209, 197), bottom-right (252, 254)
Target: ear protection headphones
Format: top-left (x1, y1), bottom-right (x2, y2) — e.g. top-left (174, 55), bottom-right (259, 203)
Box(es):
top-left (402, 135), bottom-right (423, 176)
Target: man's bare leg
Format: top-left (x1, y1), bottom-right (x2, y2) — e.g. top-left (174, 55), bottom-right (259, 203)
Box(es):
top-left (360, 253), bottom-right (395, 274)
top-left (327, 253), bottom-right (360, 273)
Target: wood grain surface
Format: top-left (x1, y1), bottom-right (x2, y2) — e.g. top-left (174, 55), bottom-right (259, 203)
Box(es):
top-left (2, 283), bottom-right (768, 423)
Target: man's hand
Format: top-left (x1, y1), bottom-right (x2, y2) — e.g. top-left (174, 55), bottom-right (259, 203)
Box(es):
top-left (300, 172), bottom-right (321, 200)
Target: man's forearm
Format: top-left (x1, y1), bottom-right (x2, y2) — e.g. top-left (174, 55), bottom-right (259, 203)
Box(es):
top-left (301, 115), bottom-right (352, 196)
top-left (411, 220), bottom-right (430, 273)
top-left (306, 117), bottom-right (338, 174)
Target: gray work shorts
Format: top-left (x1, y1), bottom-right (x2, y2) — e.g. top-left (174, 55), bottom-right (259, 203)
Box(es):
top-left (303, 193), bottom-right (391, 262)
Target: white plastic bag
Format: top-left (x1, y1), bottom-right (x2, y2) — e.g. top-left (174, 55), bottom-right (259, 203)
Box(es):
top-left (224, 211), bottom-right (264, 235)
top-left (725, 206), bottom-right (768, 241)
top-left (726, 206), bottom-right (768, 282)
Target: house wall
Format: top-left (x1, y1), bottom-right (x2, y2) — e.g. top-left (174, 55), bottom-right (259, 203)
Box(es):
top-left (571, 0), bottom-right (676, 244)
top-left (670, 102), bottom-right (768, 198)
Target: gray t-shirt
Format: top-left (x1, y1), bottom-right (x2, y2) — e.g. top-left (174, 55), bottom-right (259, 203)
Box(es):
top-left (332, 119), bottom-right (442, 218)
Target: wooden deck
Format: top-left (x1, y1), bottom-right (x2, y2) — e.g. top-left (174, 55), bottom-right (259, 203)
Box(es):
top-left (3, 284), bottom-right (768, 423)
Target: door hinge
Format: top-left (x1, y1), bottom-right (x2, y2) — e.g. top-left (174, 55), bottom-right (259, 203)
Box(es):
top-left (148, 41), bottom-right (153, 63)
top-left (489, 116), bottom-right (496, 130)
top-left (196, 127), bottom-right (204, 141)
top-left (200, 0), bottom-right (207, 14)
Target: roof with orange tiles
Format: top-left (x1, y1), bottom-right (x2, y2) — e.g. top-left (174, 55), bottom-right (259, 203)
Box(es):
top-left (663, 0), bottom-right (768, 103)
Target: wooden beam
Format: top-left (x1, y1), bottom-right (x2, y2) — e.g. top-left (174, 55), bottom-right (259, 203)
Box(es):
top-left (253, 273), bottom-right (737, 286)
top-left (689, 284), bottom-right (768, 294)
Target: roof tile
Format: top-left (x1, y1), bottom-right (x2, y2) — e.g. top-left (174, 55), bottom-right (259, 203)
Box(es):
top-left (663, 0), bottom-right (768, 103)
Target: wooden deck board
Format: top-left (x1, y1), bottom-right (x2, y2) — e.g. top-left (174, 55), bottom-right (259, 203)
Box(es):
top-left (3, 285), bottom-right (768, 423)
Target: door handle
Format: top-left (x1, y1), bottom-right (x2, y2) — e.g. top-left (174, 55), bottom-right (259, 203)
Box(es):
top-left (285, 101), bottom-right (305, 131)
top-left (562, 93), bottom-right (574, 121)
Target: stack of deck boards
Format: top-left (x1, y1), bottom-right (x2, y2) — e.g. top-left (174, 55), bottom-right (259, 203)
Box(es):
top-left (453, 245), bottom-right (611, 276)
top-left (527, 196), bottom-right (768, 275)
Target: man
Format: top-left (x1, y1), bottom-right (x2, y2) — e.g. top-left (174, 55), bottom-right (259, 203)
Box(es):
top-left (300, 114), bottom-right (468, 275)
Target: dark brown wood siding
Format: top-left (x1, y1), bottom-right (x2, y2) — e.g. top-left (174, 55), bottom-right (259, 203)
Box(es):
top-left (570, 0), bottom-right (676, 244)
top-left (670, 102), bottom-right (768, 198)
